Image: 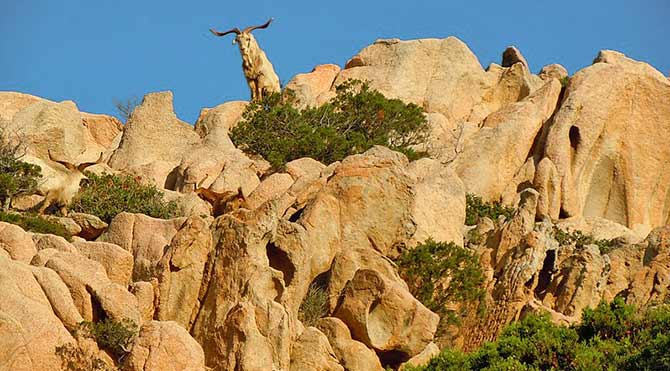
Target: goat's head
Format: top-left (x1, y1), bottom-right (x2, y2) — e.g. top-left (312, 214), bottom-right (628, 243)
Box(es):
top-left (210, 18), bottom-right (273, 53)
top-left (48, 150), bottom-right (104, 182)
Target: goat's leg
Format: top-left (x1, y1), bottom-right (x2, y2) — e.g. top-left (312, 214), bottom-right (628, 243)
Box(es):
top-left (248, 79), bottom-right (258, 101)
top-left (37, 192), bottom-right (55, 214)
top-left (59, 205), bottom-right (68, 216)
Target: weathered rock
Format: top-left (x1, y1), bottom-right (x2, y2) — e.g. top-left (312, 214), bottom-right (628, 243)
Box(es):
top-left (109, 91), bottom-right (201, 187)
top-left (97, 213), bottom-right (187, 281)
top-left (192, 200), bottom-right (293, 371)
top-left (400, 342), bottom-right (440, 371)
top-left (130, 281), bottom-right (156, 323)
top-left (73, 240), bottom-right (134, 286)
top-left (501, 46), bottom-right (529, 69)
top-left (69, 212), bottom-right (108, 240)
top-left (333, 269), bottom-right (439, 362)
top-left (41, 250), bottom-right (140, 324)
top-left (2, 97), bottom-right (105, 162)
top-left (246, 172), bottom-right (295, 209)
top-left (285, 64), bottom-right (341, 108)
top-left (0, 255), bottom-right (74, 371)
top-left (286, 157), bottom-right (327, 181)
top-left (123, 321), bottom-right (206, 371)
top-left (30, 265), bottom-right (84, 330)
top-left (316, 317), bottom-right (384, 371)
top-left (539, 64), bottom-right (569, 81)
top-left (44, 215), bottom-right (82, 236)
top-left (407, 158), bottom-right (466, 246)
top-left (194, 100), bottom-right (247, 145)
top-left (32, 233), bottom-right (78, 253)
top-left (538, 50), bottom-right (670, 233)
top-left (453, 79), bottom-right (561, 201)
top-left (0, 222), bottom-right (37, 263)
top-left (290, 327), bottom-right (344, 371)
top-left (0, 91), bottom-right (46, 123)
top-left (156, 216), bottom-right (212, 329)
top-left (81, 112), bottom-right (124, 149)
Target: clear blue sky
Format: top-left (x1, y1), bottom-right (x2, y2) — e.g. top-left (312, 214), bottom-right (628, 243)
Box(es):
top-left (2, 1), bottom-right (668, 123)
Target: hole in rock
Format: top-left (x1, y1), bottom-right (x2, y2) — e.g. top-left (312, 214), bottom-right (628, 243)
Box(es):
top-left (288, 207), bottom-right (305, 223)
top-left (377, 349), bottom-right (410, 370)
top-left (266, 242), bottom-right (295, 287)
top-left (559, 207), bottom-right (570, 219)
top-left (534, 250), bottom-right (556, 299)
top-left (569, 125), bottom-right (581, 150)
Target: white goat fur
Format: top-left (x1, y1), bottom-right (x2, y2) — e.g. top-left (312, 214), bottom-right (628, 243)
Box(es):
top-left (36, 152), bottom-right (102, 215)
top-left (210, 19), bottom-right (281, 101)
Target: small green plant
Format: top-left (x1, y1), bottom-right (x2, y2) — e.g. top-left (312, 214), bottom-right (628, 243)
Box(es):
top-left (71, 172), bottom-right (179, 223)
top-left (396, 239), bottom-right (485, 327)
top-left (0, 129), bottom-right (41, 210)
top-left (77, 318), bottom-right (138, 357)
top-left (231, 79), bottom-right (429, 169)
top-left (465, 194), bottom-right (516, 226)
top-left (298, 283), bottom-right (329, 327)
top-left (560, 76), bottom-right (570, 88)
top-left (552, 227), bottom-right (619, 254)
top-left (0, 211), bottom-right (72, 240)
top-left (55, 343), bottom-right (115, 371)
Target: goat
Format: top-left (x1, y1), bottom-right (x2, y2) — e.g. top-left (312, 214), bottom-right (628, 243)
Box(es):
top-left (210, 18), bottom-right (281, 101)
top-left (37, 151), bottom-right (103, 215)
top-left (193, 176), bottom-right (248, 217)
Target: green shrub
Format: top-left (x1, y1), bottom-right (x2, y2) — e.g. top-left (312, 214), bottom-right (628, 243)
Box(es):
top-left (0, 130), bottom-right (41, 210)
top-left (231, 79), bottom-right (429, 169)
top-left (77, 318), bottom-right (138, 357)
top-left (409, 300), bottom-right (670, 371)
top-left (465, 194), bottom-right (516, 226)
top-left (396, 239), bottom-right (485, 326)
top-left (71, 172), bottom-right (179, 223)
top-left (298, 283), bottom-right (329, 327)
top-left (0, 211), bottom-right (72, 240)
top-left (552, 227), bottom-right (619, 255)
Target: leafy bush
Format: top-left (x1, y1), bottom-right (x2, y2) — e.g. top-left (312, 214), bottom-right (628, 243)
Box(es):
top-left (465, 194), bottom-right (516, 226)
top-left (77, 318), bottom-right (138, 357)
top-left (71, 172), bottom-right (179, 223)
top-left (0, 211), bottom-right (72, 240)
top-left (298, 283), bottom-right (329, 327)
top-left (396, 239), bottom-right (485, 326)
top-left (231, 79), bottom-right (429, 169)
top-left (407, 299), bottom-right (670, 371)
top-left (0, 130), bottom-right (41, 210)
top-left (552, 227), bottom-right (619, 255)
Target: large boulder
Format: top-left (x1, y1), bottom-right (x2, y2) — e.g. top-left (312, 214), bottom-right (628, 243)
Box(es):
top-left (123, 321), bottom-right (206, 371)
top-left (289, 327), bottom-right (344, 371)
top-left (0, 255), bottom-right (75, 371)
top-left (536, 51), bottom-right (670, 233)
top-left (109, 91), bottom-right (201, 187)
top-left (284, 64), bottom-right (341, 108)
top-left (452, 79), bottom-right (562, 201)
top-left (97, 213), bottom-right (187, 281)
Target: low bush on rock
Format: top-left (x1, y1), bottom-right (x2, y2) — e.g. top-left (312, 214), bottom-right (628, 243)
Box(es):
top-left (396, 239), bottom-right (485, 327)
top-left (231, 79), bottom-right (429, 169)
top-left (77, 318), bottom-right (138, 357)
top-left (0, 129), bottom-right (41, 210)
top-left (465, 194), bottom-right (516, 226)
top-left (406, 298), bottom-right (670, 371)
top-left (0, 211), bottom-right (72, 240)
top-left (552, 227), bottom-right (619, 255)
top-left (71, 172), bottom-right (179, 223)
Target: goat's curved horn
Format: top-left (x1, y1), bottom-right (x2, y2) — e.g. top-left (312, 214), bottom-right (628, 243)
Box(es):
top-left (209, 28), bottom-right (241, 37)
top-left (48, 150), bottom-right (76, 171)
top-left (77, 152), bottom-right (104, 172)
top-left (242, 18), bottom-right (273, 33)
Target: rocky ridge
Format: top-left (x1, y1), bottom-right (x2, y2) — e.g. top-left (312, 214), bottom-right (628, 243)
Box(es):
top-left (0, 37), bottom-right (668, 371)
